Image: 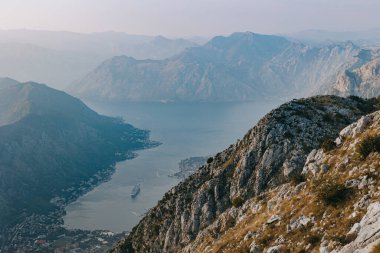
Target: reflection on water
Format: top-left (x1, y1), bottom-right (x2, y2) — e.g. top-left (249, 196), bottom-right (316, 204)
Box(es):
top-left (63, 101), bottom-right (278, 232)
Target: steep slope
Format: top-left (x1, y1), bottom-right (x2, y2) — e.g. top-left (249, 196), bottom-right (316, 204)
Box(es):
top-left (321, 56), bottom-right (380, 98)
top-left (73, 32), bottom-right (359, 102)
top-left (111, 96), bottom-right (378, 253)
top-left (0, 77), bottom-right (19, 87)
top-left (0, 77), bottom-right (25, 126)
top-left (0, 81), bottom-right (156, 232)
top-left (178, 106), bottom-right (380, 253)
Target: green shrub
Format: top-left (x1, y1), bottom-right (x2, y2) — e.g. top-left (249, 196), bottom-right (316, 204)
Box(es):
top-left (293, 109), bottom-right (311, 119)
top-left (291, 173), bottom-right (307, 185)
top-left (354, 96), bottom-right (378, 114)
top-left (348, 95), bottom-right (363, 102)
top-left (283, 131), bottom-right (293, 139)
top-left (323, 113), bottom-right (334, 123)
top-left (375, 96), bottom-right (380, 107)
top-left (257, 234), bottom-right (274, 247)
top-left (357, 135), bottom-right (380, 159)
top-left (321, 138), bottom-right (336, 152)
top-left (333, 233), bottom-right (357, 245)
top-left (152, 224), bottom-right (160, 236)
top-left (307, 234), bottom-right (322, 245)
top-left (231, 196), bottom-right (244, 208)
top-left (315, 182), bottom-right (352, 206)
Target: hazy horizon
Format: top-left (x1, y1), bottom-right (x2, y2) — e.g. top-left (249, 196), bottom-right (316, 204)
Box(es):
top-left (1, 0), bottom-right (380, 37)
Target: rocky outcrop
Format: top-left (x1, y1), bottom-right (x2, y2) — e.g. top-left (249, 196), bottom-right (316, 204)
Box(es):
top-left (319, 48), bottom-right (380, 98)
top-left (337, 202), bottom-right (380, 253)
top-left (111, 96), bottom-right (378, 253)
top-left (175, 104), bottom-right (380, 253)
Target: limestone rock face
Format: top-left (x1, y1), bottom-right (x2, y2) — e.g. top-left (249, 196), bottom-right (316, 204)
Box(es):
top-left (336, 202), bottom-right (380, 253)
top-left (320, 54), bottom-right (380, 98)
top-left (338, 115), bottom-right (371, 139)
top-left (111, 96), bottom-right (377, 253)
top-left (287, 215), bottom-right (313, 232)
top-left (181, 108), bottom-right (380, 253)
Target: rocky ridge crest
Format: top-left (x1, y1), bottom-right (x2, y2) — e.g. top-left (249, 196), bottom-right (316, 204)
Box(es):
top-left (111, 96), bottom-right (378, 253)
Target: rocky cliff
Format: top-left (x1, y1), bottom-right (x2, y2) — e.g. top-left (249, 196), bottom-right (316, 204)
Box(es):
top-left (111, 96), bottom-right (379, 253)
top-left (323, 56), bottom-right (380, 99)
top-left (315, 47), bottom-right (380, 98)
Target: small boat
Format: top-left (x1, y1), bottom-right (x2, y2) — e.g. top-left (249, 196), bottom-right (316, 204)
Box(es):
top-left (131, 184), bottom-right (140, 198)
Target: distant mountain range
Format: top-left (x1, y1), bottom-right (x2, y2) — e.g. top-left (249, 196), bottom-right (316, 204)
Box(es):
top-left (72, 32), bottom-right (364, 102)
top-left (317, 48), bottom-right (380, 98)
top-left (288, 28), bottom-right (380, 46)
top-left (4, 30), bottom-right (380, 102)
top-left (0, 78), bottom-right (156, 233)
top-left (0, 30), bottom-right (198, 89)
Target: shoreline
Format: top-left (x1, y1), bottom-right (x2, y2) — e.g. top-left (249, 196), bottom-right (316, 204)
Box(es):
top-left (1, 142), bottom-right (158, 253)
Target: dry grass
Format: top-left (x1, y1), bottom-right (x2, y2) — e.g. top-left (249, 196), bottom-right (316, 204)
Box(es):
top-left (188, 122), bottom-right (380, 253)
top-left (370, 242), bottom-right (380, 253)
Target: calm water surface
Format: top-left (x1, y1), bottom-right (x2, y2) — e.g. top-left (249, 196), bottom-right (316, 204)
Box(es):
top-left (63, 101), bottom-right (278, 232)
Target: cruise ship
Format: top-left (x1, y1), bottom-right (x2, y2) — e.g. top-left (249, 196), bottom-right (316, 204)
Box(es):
top-left (131, 184), bottom-right (140, 198)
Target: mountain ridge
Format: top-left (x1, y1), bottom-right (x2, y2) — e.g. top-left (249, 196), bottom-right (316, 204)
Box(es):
top-left (0, 81), bottom-right (157, 250)
top-left (72, 32), bottom-right (361, 102)
top-left (111, 95), bottom-right (379, 253)
top-left (0, 29), bottom-right (197, 89)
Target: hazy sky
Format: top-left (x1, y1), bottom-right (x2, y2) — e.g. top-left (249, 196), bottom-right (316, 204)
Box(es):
top-left (0, 0), bottom-right (379, 37)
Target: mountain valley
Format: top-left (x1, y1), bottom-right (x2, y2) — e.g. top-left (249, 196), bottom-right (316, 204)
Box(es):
top-left (1, 29), bottom-right (380, 253)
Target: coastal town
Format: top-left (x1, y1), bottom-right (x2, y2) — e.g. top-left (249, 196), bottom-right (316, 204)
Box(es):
top-left (2, 213), bottom-right (126, 253)
top-left (1, 150), bottom-right (202, 253)
top-left (169, 156), bottom-right (209, 179)
top-left (1, 166), bottom-right (127, 253)
top-left (2, 155), bottom-right (203, 252)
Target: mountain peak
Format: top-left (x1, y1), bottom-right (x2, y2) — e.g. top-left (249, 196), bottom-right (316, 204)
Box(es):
top-left (0, 77), bottom-right (19, 89)
top-left (0, 81), bottom-right (95, 127)
top-left (205, 31), bottom-right (289, 50)
top-left (153, 35), bottom-right (170, 43)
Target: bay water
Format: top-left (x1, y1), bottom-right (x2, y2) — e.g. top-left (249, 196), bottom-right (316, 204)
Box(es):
top-left (63, 101), bottom-right (278, 232)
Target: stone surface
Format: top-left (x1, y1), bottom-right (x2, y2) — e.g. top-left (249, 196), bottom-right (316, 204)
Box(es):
top-left (288, 215), bottom-right (313, 232)
top-left (338, 202), bottom-right (380, 253)
top-left (249, 241), bottom-right (261, 253)
top-left (266, 215), bottom-right (281, 225)
top-left (266, 245), bottom-right (283, 253)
